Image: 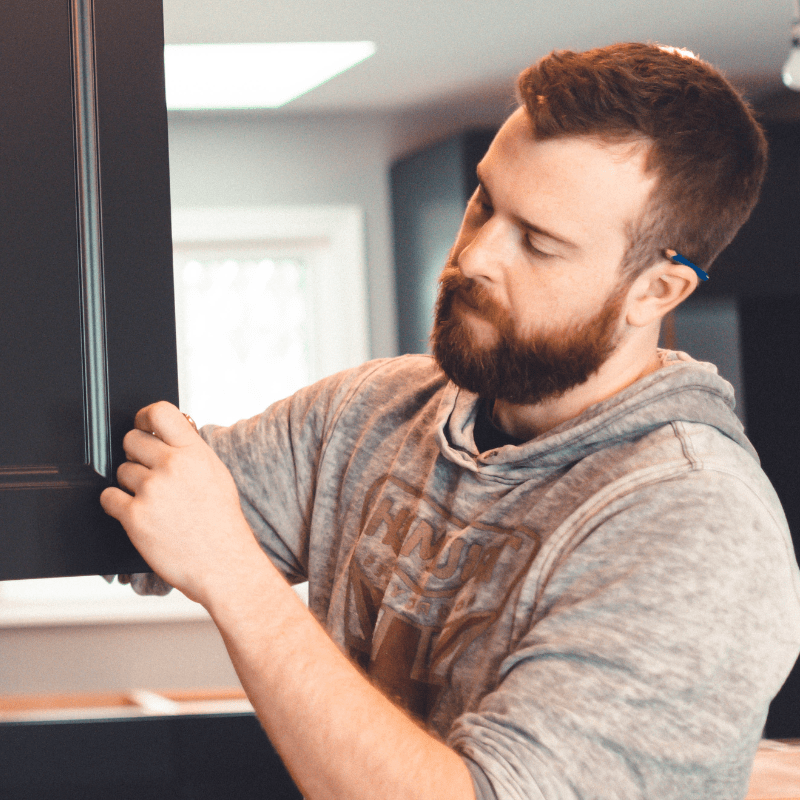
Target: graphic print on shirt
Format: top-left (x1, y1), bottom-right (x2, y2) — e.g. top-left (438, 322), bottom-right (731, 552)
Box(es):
top-left (345, 473), bottom-right (542, 718)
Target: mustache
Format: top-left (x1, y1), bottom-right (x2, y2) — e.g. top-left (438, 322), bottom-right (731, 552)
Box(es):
top-left (437, 266), bottom-right (505, 321)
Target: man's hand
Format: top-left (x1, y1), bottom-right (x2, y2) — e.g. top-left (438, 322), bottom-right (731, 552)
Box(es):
top-left (101, 402), bottom-right (476, 800)
top-left (100, 401), bottom-right (260, 605)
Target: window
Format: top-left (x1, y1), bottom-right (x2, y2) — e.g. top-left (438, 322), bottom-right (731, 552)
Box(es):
top-left (0, 205), bottom-right (368, 625)
top-left (171, 204), bottom-right (369, 425)
top-left (174, 252), bottom-right (313, 427)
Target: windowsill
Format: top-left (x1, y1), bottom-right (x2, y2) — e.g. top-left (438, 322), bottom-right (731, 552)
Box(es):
top-left (0, 591), bottom-right (210, 628)
top-left (0, 580), bottom-right (309, 628)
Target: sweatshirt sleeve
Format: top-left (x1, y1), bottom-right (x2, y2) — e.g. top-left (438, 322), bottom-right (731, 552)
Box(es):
top-left (447, 469), bottom-right (800, 800)
top-left (200, 360), bottom-right (391, 583)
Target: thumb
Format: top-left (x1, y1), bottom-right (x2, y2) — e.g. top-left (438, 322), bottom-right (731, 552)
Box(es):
top-left (100, 485), bottom-right (135, 524)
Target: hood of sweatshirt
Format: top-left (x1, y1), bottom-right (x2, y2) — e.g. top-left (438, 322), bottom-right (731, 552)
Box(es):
top-left (435, 350), bottom-right (757, 478)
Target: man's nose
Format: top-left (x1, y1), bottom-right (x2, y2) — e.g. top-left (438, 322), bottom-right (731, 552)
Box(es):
top-left (456, 219), bottom-right (509, 283)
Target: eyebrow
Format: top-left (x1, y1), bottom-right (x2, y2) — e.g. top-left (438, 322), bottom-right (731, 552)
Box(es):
top-left (475, 166), bottom-right (580, 252)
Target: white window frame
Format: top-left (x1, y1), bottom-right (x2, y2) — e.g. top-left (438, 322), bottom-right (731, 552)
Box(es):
top-left (0, 205), bottom-right (367, 627)
top-left (172, 205), bottom-right (369, 386)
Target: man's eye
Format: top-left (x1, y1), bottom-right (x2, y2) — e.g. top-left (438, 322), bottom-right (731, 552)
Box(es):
top-left (524, 236), bottom-right (554, 259)
top-left (474, 197), bottom-right (492, 215)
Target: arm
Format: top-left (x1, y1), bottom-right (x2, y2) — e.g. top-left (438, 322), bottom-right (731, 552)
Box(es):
top-left (100, 401), bottom-right (475, 800)
top-left (447, 472), bottom-right (800, 799)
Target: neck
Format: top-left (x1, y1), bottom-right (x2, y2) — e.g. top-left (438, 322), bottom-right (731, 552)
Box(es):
top-left (491, 330), bottom-right (663, 442)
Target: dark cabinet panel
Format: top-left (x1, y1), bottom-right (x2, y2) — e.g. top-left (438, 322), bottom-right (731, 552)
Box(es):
top-left (740, 296), bottom-right (800, 739)
top-left (0, 0), bottom-right (178, 580)
top-left (709, 122), bottom-right (800, 298)
top-left (391, 129), bottom-right (496, 355)
top-left (0, 713), bottom-right (302, 799)
top-left (1, 0), bottom-right (85, 467)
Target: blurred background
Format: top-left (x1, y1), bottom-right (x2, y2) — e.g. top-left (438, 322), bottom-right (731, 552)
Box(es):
top-left (2, 0), bottom-right (799, 738)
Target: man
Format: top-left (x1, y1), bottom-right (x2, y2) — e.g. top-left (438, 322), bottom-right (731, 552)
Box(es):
top-left (102, 43), bottom-right (800, 799)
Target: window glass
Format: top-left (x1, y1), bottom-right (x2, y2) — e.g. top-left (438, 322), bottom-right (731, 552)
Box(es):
top-left (174, 254), bottom-right (313, 426)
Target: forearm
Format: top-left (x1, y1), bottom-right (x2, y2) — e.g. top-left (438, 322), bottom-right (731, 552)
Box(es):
top-left (205, 548), bottom-right (476, 800)
top-left (99, 402), bottom-right (474, 800)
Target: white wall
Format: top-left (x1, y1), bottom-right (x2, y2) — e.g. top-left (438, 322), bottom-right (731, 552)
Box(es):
top-left (167, 110), bottom-right (400, 360)
top-left (0, 620), bottom-right (239, 695)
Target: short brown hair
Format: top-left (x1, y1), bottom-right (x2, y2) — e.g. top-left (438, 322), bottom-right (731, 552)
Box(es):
top-left (516, 43), bottom-right (768, 278)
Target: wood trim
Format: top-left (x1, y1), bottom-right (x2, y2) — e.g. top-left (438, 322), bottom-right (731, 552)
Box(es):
top-left (0, 687), bottom-right (252, 722)
top-left (0, 465), bottom-right (100, 490)
top-left (0, 687), bottom-right (247, 712)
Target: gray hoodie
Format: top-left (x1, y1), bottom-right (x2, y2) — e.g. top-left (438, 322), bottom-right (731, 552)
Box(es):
top-left (203, 351), bottom-right (800, 800)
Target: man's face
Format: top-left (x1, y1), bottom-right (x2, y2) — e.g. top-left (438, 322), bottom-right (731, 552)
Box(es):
top-left (431, 109), bottom-right (656, 404)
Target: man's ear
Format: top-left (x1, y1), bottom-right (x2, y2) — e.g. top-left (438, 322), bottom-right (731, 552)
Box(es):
top-left (625, 260), bottom-right (699, 328)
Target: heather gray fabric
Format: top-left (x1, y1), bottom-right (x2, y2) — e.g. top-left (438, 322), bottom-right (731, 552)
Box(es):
top-left (103, 572), bottom-right (173, 595)
top-left (202, 351), bottom-right (800, 800)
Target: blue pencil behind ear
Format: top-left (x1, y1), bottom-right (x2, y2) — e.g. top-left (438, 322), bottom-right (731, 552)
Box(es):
top-left (666, 249), bottom-right (709, 281)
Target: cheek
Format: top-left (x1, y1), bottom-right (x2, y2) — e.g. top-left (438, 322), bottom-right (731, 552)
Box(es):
top-left (504, 276), bottom-right (554, 326)
top-left (506, 283), bottom-right (585, 336)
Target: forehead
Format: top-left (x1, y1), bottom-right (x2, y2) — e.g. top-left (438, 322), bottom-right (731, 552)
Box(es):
top-left (480, 108), bottom-right (656, 251)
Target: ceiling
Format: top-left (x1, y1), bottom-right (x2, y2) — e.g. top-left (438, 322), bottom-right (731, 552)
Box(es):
top-left (162, 0), bottom-right (795, 113)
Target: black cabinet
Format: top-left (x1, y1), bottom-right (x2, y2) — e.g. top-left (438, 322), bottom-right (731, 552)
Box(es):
top-left (0, 713), bottom-right (302, 799)
top-left (0, 0), bottom-right (178, 580)
top-left (712, 118), bottom-right (800, 737)
top-left (391, 129), bottom-right (496, 355)
top-left (741, 295), bottom-right (800, 738)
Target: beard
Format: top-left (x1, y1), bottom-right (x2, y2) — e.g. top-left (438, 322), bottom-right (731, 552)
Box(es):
top-left (430, 265), bottom-right (628, 405)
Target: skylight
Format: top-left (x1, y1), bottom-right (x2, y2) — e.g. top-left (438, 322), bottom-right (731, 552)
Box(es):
top-left (164, 42), bottom-right (377, 110)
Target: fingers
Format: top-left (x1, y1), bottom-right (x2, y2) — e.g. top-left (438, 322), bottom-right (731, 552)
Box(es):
top-left (100, 485), bottom-right (134, 521)
top-left (134, 401), bottom-right (198, 448)
top-left (122, 427), bottom-right (169, 467)
top-left (115, 460), bottom-right (150, 495)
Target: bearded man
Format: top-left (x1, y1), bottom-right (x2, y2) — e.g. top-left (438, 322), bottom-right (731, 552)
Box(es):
top-left (102, 43), bottom-right (800, 800)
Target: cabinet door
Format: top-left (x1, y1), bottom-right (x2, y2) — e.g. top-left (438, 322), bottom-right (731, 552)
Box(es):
top-left (0, 0), bottom-right (177, 580)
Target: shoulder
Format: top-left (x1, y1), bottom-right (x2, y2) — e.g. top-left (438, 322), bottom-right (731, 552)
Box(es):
top-left (531, 419), bottom-right (798, 610)
top-left (339, 354), bottom-right (445, 393)
top-left (304, 354), bottom-right (449, 420)
top-left (541, 433), bottom-right (800, 634)
top-left (582, 421), bottom-right (789, 555)
top-left (202, 355), bottom-right (448, 455)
